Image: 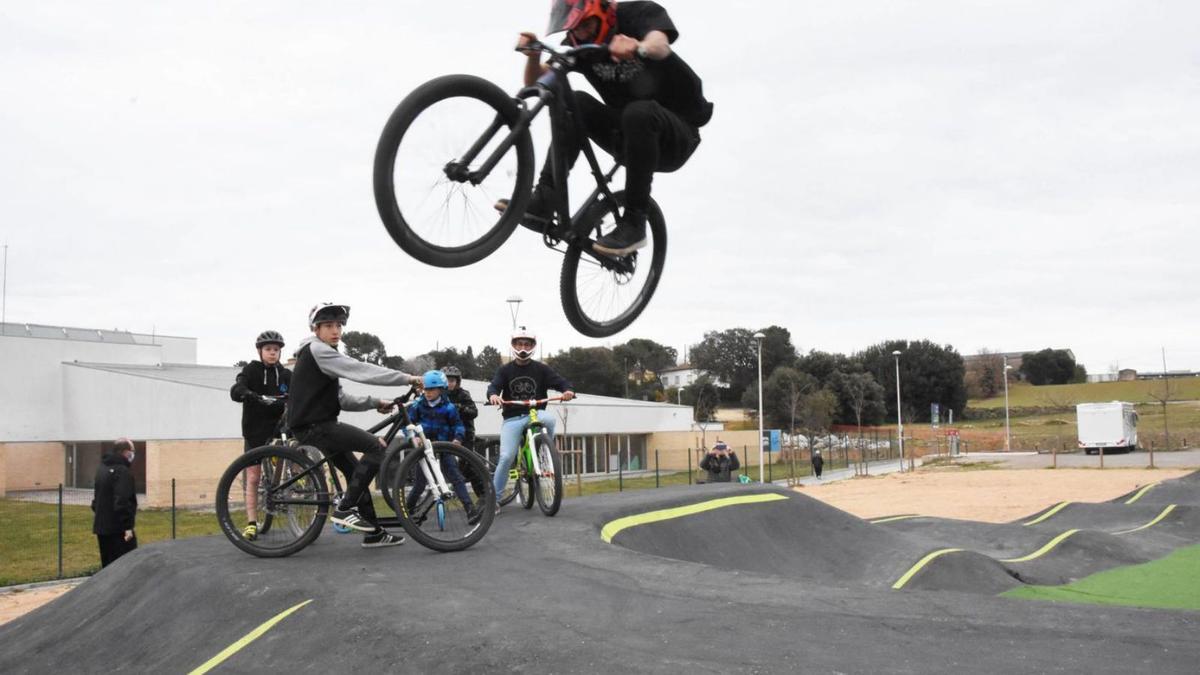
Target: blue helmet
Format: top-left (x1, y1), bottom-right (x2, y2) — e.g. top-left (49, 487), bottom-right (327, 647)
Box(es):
top-left (423, 370), bottom-right (449, 389)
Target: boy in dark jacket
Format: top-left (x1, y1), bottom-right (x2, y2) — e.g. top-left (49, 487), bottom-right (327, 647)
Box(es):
top-left (229, 330), bottom-right (292, 541)
top-left (404, 370), bottom-right (479, 522)
top-left (811, 449), bottom-right (824, 479)
top-left (443, 365), bottom-right (484, 495)
top-left (700, 440), bottom-right (740, 483)
top-left (92, 438), bottom-right (138, 567)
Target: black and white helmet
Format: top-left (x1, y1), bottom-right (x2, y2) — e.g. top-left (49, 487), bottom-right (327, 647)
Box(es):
top-left (255, 330), bottom-right (285, 349)
top-left (443, 365), bottom-right (463, 380)
top-left (510, 326), bottom-right (537, 361)
top-left (308, 303), bottom-right (350, 329)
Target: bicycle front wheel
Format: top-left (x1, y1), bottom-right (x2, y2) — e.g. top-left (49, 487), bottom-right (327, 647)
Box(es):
top-left (215, 445), bottom-right (329, 558)
top-left (560, 191), bottom-right (667, 337)
top-left (516, 451), bottom-right (536, 510)
top-left (392, 442), bottom-right (495, 552)
top-left (533, 433), bottom-right (564, 516)
top-left (374, 74), bottom-right (535, 268)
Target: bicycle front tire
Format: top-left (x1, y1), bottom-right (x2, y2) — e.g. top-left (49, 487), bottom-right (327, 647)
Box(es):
top-left (560, 191), bottom-right (667, 337)
top-left (533, 433), bottom-right (564, 516)
top-left (392, 442), bottom-right (495, 552)
top-left (215, 445), bottom-right (330, 558)
top-left (373, 74), bottom-right (535, 268)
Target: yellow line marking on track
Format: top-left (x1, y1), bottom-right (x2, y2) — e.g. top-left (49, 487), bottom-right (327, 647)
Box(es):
top-left (600, 493), bottom-right (789, 543)
top-left (1124, 483), bottom-right (1157, 505)
top-left (1001, 529), bottom-right (1080, 563)
top-left (188, 599), bottom-right (313, 675)
top-left (892, 549), bottom-right (963, 590)
top-left (870, 514), bottom-right (923, 524)
top-left (1112, 505), bottom-right (1177, 535)
top-left (1023, 501), bottom-right (1071, 526)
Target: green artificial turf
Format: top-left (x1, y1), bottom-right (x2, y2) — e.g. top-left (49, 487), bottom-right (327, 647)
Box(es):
top-left (1003, 544), bottom-right (1200, 611)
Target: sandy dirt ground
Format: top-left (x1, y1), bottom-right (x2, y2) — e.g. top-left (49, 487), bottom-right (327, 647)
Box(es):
top-left (803, 466), bottom-right (1194, 523)
top-left (0, 582), bottom-right (82, 627)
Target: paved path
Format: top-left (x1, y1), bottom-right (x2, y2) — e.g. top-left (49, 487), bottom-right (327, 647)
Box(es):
top-left (2, 480), bottom-right (1196, 673)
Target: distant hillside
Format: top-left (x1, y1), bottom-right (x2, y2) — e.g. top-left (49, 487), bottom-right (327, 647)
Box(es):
top-left (971, 379), bottom-right (1200, 409)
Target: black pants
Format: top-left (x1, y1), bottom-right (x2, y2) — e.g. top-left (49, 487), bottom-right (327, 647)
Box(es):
top-left (97, 533), bottom-right (137, 568)
top-left (296, 421), bottom-right (383, 523)
top-left (539, 92), bottom-right (700, 214)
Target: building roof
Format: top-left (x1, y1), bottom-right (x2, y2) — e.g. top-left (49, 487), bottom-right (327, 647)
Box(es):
top-left (0, 322), bottom-right (193, 344)
top-left (658, 364), bottom-right (698, 374)
top-left (65, 362), bottom-right (234, 391)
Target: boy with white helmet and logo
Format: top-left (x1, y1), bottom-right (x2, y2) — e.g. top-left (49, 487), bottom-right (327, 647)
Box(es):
top-left (288, 303), bottom-right (422, 548)
top-left (486, 327), bottom-right (575, 513)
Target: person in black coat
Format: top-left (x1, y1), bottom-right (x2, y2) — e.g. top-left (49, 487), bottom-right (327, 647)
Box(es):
top-left (700, 440), bottom-right (740, 483)
top-left (92, 438), bottom-right (138, 568)
top-left (811, 449), bottom-right (824, 479)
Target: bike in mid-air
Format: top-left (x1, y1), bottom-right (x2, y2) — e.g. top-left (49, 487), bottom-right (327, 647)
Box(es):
top-left (373, 41), bottom-right (667, 338)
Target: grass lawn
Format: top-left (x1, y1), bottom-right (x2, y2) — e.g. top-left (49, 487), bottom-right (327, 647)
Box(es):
top-left (0, 500), bottom-right (223, 586)
top-left (972, 379), bottom-right (1200, 409)
top-left (1003, 544), bottom-right (1200, 612)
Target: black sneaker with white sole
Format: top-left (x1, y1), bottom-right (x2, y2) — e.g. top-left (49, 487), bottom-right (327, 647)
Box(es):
top-left (361, 530), bottom-right (405, 548)
top-left (331, 506), bottom-right (376, 533)
top-left (494, 186), bottom-right (556, 233)
top-left (467, 504), bottom-right (483, 526)
top-left (593, 212), bottom-right (647, 257)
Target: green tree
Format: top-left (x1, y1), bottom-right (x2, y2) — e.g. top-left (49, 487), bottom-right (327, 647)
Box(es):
top-left (795, 350), bottom-right (851, 385)
top-left (763, 367), bottom-right (819, 436)
top-left (798, 388), bottom-right (839, 435)
top-left (828, 370), bottom-right (887, 429)
top-left (691, 325), bottom-right (795, 402)
top-left (546, 347), bottom-right (623, 397)
top-left (1020, 349), bottom-right (1078, 385)
top-left (475, 345), bottom-right (503, 376)
top-left (613, 338), bottom-right (678, 375)
top-left (234, 360), bottom-right (250, 368)
top-left (855, 339), bottom-right (967, 423)
top-left (682, 375), bottom-right (721, 423)
top-left (342, 331), bottom-right (389, 366)
top-left (426, 347), bottom-right (476, 379)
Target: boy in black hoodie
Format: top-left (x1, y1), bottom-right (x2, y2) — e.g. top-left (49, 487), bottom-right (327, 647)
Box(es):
top-left (229, 330), bottom-right (292, 540)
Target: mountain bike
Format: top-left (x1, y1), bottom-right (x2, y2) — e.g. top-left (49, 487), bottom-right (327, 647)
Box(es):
top-left (215, 390), bottom-right (495, 557)
top-left (496, 397), bottom-right (565, 516)
top-left (373, 41), bottom-right (666, 338)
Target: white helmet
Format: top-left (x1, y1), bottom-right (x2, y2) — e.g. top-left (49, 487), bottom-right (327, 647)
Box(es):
top-left (308, 303), bottom-right (350, 329)
top-left (510, 326), bottom-right (537, 361)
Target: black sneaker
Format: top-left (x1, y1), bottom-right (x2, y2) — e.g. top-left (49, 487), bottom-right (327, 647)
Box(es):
top-left (593, 211), bottom-right (647, 257)
top-left (331, 506), bottom-right (377, 533)
top-left (494, 186), bottom-right (554, 232)
top-left (361, 530), bottom-right (405, 548)
top-left (467, 504), bottom-right (483, 525)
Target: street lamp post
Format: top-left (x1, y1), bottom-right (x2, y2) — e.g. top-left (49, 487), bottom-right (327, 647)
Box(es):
top-left (892, 350), bottom-right (904, 472)
top-left (505, 295), bottom-right (523, 331)
top-left (1003, 357), bottom-right (1013, 452)
top-left (754, 332), bottom-right (766, 483)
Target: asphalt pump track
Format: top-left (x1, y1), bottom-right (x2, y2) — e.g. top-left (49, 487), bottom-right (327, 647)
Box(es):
top-left (2, 472), bottom-right (1198, 673)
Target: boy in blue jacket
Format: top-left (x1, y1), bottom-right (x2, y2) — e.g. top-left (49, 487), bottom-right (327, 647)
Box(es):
top-left (405, 370), bottom-right (481, 523)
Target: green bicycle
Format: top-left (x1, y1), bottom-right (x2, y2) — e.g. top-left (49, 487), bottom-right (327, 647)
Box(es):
top-left (499, 397), bottom-right (564, 516)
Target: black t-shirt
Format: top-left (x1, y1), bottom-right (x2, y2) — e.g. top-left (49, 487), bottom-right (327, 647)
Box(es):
top-left (486, 361), bottom-right (573, 420)
top-left (580, 1), bottom-right (713, 127)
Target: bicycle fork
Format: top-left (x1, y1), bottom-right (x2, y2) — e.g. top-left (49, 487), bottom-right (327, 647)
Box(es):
top-left (408, 424), bottom-right (455, 499)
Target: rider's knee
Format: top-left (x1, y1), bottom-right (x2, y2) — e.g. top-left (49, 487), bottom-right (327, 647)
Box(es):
top-left (620, 100), bottom-right (661, 135)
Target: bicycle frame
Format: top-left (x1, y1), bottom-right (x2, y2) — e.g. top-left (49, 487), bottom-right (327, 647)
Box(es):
top-left (519, 408), bottom-right (549, 480)
top-left (445, 43), bottom-right (627, 258)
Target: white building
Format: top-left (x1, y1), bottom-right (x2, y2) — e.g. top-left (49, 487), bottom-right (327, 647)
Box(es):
top-left (1, 322), bottom-right (729, 506)
top-left (657, 363), bottom-right (724, 390)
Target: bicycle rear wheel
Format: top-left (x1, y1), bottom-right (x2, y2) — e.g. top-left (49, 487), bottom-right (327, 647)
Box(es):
top-left (216, 446), bottom-right (329, 558)
top-left (392, 442), bottom-right (495, 552)
top-left (560, 191), bottom-right (667, 337)
top-left (374, 74), bottom-right (535, 268)
top-left (533, 433), bottom-right (564, 517)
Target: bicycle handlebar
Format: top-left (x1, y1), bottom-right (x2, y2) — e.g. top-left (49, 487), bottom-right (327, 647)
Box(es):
top-left (499, 396), bottom-right (568, 406)
top-left (517, 40), bottom-right (610, 65)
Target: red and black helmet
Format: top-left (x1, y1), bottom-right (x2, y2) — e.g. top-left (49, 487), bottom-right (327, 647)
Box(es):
top-left (547, 0), bottom-right (618, 45)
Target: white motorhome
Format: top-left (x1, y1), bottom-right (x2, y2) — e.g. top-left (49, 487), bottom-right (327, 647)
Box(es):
top-left (1076, 401), bottom-right (1138, 455)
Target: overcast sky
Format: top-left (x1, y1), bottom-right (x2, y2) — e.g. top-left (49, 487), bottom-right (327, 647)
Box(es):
top-left (3, 1), bottom-right (1198, 375)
